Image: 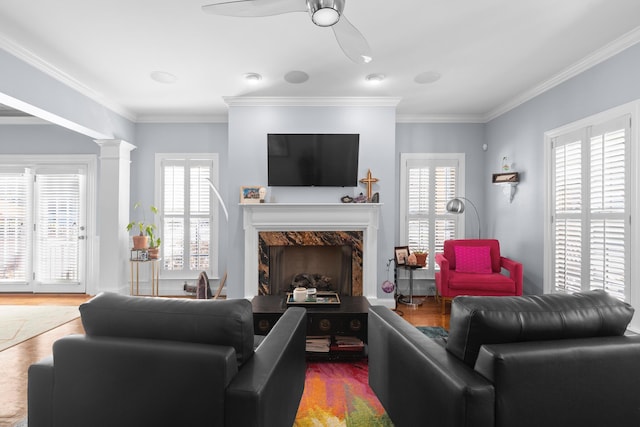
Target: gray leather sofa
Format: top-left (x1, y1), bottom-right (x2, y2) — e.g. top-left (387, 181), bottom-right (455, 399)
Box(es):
top-left (369, 290), bottom-right (640, 427)
top-left (28, 292), bottom-right (307, 427)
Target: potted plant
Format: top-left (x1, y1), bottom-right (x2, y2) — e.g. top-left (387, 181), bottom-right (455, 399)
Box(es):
top-left (126, 202), bottom-right (159, 251)
top-left (413, 250), bottom-right (428, 267)
top-left (146, 225), bottom-right (161, 259)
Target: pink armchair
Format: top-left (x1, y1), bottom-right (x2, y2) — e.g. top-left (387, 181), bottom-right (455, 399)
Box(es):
top-left (435, 239), bottom-right (523, 314)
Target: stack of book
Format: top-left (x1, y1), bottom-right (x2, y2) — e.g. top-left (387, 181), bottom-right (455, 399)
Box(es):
top-left (306, 336), bottom-right (331, 353)
top-left (331, 336), bottom-right (365, 352)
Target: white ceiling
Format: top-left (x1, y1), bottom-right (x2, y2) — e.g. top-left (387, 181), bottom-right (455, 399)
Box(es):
top-left (1, 0), bottom-right (640, 122)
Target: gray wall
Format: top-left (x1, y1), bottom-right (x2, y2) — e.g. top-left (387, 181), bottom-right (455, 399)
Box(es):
top-left (484, 42), bottom-right (640, 295)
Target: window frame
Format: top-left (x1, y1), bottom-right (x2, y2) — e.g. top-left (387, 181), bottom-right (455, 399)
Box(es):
top-left (544, 100), bottom-right (639, 331)
top-left (399, 152), bottom-right (465, 278)
top-left (154, 153), bottom-right (220, 280)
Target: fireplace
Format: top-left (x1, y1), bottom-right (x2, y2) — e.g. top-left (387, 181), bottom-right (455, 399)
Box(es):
top-left (258, 230), bottom-right (363, 295)
top-left (241, 203), bottom-right (381, 301)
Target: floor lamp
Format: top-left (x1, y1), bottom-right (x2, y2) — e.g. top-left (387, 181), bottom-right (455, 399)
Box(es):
top-left (206, 178), bottom-right (228, 299)
top-left (446, 197), bottom-right (481, 239)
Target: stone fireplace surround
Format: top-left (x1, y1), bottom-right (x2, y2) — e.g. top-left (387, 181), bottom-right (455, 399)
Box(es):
top-left (242, 203), bottom-right (381, 301)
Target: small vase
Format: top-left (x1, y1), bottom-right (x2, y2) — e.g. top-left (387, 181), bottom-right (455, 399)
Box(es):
top-left (132, 235), bottom-right (149, 250)
top-left (148, 247), bottom-right (159, 259)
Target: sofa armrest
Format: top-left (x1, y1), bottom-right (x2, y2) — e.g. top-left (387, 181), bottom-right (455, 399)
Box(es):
top-left (475, 336), bottom-right (640, 427)
top-left (28, 356), bottom-right (54, 427)
top-left (435, 253), bottom-right (450, 291)
top-left (45, 334), bottom-right (237, 427)
top-left (499, 256), bottom-right (522, 295)
top-left (368, 306), bottom-right (494, 427)
top-left (226, 307), bottom-right (307, 427)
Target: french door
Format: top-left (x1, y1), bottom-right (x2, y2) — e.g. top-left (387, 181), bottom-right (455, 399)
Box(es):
top-left (0, 161), bottom-right (89, 293)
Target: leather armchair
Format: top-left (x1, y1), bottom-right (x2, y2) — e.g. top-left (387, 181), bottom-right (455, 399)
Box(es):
top-left (435, 239), bottom-right (522, 314)
top-left (28, 292), bottom-right (307, 427)
top-left (368, 290), bottom-right (640, 427)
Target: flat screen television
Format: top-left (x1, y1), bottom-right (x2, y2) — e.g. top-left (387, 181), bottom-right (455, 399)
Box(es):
top-left (267, 134), bottom-right (359, 187)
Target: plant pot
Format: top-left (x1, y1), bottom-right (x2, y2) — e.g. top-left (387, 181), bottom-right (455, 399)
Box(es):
top-left (415, 253), bottom-right (427, 267)
top-left (132, 235), bottom-right (149, 250)
top-left (148, 247), bottom-right (159, 259)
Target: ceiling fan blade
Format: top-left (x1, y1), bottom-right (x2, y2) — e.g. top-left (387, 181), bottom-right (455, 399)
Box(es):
top-left (332, 15), bottom-right (372, 64)
top-left (202, 0), bottom-right (307, 17)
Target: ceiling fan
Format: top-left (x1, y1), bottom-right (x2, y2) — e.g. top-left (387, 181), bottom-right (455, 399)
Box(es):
top-left (202, 0), bottom-right (373, 64)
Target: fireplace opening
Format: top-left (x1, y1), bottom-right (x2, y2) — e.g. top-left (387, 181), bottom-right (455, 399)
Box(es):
top-left (269, 245), bottom-right (353, 295)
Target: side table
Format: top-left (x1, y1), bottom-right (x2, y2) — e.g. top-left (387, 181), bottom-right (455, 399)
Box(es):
top-left (396, 265), bottom-right (424, 307)
top-left (130, 258), bottom-right (161, 296)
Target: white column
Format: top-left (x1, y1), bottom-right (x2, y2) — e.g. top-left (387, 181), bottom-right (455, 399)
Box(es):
top-left (94, 139), bottom-right (136, 294)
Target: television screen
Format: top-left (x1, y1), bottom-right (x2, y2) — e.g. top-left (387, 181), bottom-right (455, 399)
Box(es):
top-left (267, 134), bottom-right (359, 187)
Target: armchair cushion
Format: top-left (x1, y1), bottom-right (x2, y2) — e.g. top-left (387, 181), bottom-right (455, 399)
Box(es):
top-left (444, 239), bottom-right (501, 273)
top-left (447, 290), bottom-right (634, 367)
top-left (454, 246), bottom-right (492, 273)
top-left (80, 292), bottom-right (255, 366)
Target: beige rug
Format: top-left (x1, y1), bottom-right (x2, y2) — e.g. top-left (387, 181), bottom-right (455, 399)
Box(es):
top-left (0, 306), bottom-right (80, 352)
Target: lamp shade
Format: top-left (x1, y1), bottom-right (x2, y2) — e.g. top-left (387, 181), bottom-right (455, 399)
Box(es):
top-left (446, 197), bottom-right (481, 238)
top-left (446, 198), bottom-right (465, 214)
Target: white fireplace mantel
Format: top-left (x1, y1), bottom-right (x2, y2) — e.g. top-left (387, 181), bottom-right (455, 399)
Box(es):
top-left (242, 203), bottom-right (381, 300)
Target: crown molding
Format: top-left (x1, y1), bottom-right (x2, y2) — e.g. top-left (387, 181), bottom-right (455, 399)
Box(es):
top-left (0, 33), bottom-right (136, 122)
top-left (136, 114), bottom-right (229, 124)
top-left (485, 26), bottom-right (640, 122)
top-left (223, 96), bottom-right (402, 108)
top-left (396, 114), bottom-right (485, 124)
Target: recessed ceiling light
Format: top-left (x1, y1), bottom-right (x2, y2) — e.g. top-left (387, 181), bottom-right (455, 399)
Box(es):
top-left (244, 72), bottom-right (262, 83)
top-left (150, 71), bottom-right (177, 84)
top-left (284, 70), bottom-right (309, 84)
top-left (414, 71), bottom-right (441, 84)
top-left (365, 73), bottom-right (385, 84)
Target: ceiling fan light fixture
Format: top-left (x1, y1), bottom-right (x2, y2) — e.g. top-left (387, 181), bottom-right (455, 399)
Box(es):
top-left (307, 0), bottom-right (344, 27)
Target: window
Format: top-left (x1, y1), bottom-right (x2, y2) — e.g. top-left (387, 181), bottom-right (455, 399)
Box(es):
top-left (547, 114), bottom-right (630, 301)
top-left (0, 156), bottom-right (93, 293)
top-left (400, 153), bottom-right (464, 274)
top-left (156, 154), bottom-right (219, 278)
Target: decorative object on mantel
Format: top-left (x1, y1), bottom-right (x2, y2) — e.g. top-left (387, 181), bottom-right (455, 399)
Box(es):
top-left (340, 195), bottom-right (354, 203)
top-left (353, 193), bottom-right (367, 203)
top-left (371, 192), bottom-right (379, 203)
top-left (359, 169), bottom-right (379, 201)
top-left (240, 186), bottom-right (263, 204)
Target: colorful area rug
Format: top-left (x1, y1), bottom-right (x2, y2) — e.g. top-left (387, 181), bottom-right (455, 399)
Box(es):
top-left (0, 305), bottom-right (80, 352)
top-left (416, 325), bottom-right (449, 339)
top-left (294, 360), bottom-right (392, 427)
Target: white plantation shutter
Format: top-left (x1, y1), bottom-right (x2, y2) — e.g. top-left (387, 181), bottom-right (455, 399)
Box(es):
top-left (163, 164), bottom-right (185, 271)
top-left (189, 164), bottom-right (211, 271)
top-left (34, 173), bottom-right (81, 282)
top-left (160, 156), bottom-right (216, 276)
top-left (402, 155), bottom-right (461, 273)
top-left (0, 172), bottom-right (29, 282)
top-left (551, 115), bottom-right (629, 300)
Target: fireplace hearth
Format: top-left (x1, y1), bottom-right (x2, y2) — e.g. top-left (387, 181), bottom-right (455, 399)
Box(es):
top-left (259, 231), bottom-right (362, 295)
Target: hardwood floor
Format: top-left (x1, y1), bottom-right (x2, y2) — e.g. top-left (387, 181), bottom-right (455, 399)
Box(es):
top-left (0, 294), bottom-right (90, 427)
top-left (0, 293), bottom-right (448, 426)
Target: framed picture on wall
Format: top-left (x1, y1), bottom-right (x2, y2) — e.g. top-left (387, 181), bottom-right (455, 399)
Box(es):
top-left (394, 246), bottom-right (410, 266)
